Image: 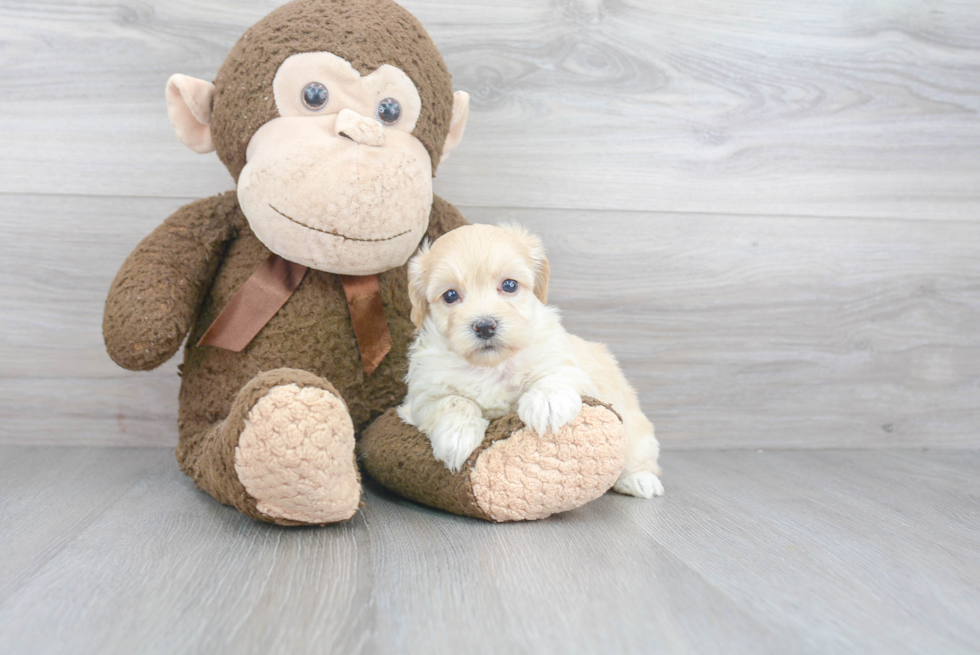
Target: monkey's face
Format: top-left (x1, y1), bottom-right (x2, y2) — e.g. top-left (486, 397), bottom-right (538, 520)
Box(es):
top-left (166, 47), bottom-right (469, 276)
top-left (234, 53), bottom-right (431, 275)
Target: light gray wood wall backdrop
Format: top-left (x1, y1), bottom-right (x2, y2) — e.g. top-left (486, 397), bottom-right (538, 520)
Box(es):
top-left (0, 0), bottom-right (978, 449)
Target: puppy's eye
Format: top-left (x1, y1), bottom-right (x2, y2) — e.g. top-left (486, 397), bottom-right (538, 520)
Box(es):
top-left (501, 279), bottom-right (518, 293)
top-left (442, 289), bottom-right (459, 304)
top-left (302, 82), bottom-right (329, 111)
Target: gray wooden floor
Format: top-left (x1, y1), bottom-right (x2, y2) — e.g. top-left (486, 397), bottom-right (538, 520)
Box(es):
top-left (1, 1), bottom-right (978, 653)
top-left (1, 445), bottom-right (977, 655)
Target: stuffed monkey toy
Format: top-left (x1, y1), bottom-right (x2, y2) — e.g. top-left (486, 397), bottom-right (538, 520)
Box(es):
top-left (104, 0), bottom-right (628, 525)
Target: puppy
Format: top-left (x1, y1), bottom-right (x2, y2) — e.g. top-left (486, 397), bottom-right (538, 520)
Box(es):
top-left (397, 224), bottom-right (663, 498)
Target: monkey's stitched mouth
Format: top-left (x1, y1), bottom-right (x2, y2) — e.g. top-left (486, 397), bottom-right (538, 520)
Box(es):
top-left (269, 205), bottom-right (410, 242)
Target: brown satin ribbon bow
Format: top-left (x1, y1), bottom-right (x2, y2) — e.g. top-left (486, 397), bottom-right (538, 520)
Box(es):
top-left (198, 253), bottom-right (392, 375)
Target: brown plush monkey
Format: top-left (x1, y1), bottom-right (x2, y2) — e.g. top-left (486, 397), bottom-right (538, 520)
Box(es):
top-left (104, 0), bottom-right (628, 525)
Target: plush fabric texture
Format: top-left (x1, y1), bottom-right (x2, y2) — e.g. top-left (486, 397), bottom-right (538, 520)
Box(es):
top-left (273, 54), bottom-right (423, 133)
top-left (358, 398), bottom-right (626, 522)
top-left (104, 192), bottom-right (239, 372)
top-left (165, 74), bottom-right (215, 153)
top-left (237, 109), bottom-right (433, 274)
top-left (334, 107), bottom-right (386, 146)
top-left (359, 407), bottom-right (492, 519)
top-left (236, 382), bottom-right (361, 524)
top-left (210, 0), bottom-right (454, 181)
top-left (175, 367), bottom-right (348, 525)
top-left (105, 0), bottom-right (630, 526)
top-left (196, 254), bottom-right (308, 352)
top-left (440, 91), bottom-right (469, 162)
top-left (471, 401), bottom-right (628, 522)
top-left (105, 192), bottom-right (466, 523)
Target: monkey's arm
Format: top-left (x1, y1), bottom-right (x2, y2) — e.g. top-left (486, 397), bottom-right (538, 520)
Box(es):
top-left (103, 191), bottom-right (239, 371)
top-left (425, 195), bottom-right (468, 242)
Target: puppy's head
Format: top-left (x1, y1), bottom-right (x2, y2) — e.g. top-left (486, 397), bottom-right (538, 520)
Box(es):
top-left (407, 223), bottom-right (550, 367)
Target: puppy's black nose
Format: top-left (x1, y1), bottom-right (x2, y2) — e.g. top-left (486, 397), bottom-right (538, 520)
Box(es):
top-left (473, 318), bottom-right (496, 340)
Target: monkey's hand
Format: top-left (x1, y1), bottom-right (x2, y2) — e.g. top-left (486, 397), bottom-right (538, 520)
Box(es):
top-left (103, 193), bottom-right (237, 371)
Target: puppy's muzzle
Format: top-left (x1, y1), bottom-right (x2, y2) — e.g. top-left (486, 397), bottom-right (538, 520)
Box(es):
top-left (473, 318), bottom-right (497, 340)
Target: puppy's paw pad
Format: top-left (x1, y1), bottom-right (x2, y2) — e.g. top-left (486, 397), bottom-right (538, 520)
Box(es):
top-left (613, 471), bottom-right (664, 499)
top-left (518, 386), bottom-right (582, 435)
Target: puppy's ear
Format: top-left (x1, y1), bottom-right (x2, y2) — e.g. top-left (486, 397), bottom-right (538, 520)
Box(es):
top-left (500, 223), bottom-right (550, 304)
top-left (531, 243), bottom-right (551, 304)
top-left (407, 241), bottom-right (431, 328)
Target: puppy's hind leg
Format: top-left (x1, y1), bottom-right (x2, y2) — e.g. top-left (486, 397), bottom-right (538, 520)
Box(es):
top-left (568, 336), bottom-right (663, 498)
top-left (615, 471), bottom-right (664, 499)
top-left (612, 411), bottom-right (664, 499)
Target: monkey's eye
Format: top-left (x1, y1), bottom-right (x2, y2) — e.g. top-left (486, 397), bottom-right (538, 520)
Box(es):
top-left (377, 97), bottom-right (401, 125)
top-left (301, 82), bottom-right (329, 111)
top-left (442, 289), bottom-right (459, 304)
top-left (501, 280), bottom-right (518, 293)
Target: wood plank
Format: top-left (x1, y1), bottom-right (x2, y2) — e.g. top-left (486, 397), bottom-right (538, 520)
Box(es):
top-left (0, 193), bottom-right (190, 380)
top-left (481, 206), bottom-right (980, 450)
top-left (363, 448), bottom-right (980, 654)
top-left (0, 446), bottom-right (164, 599)
top-left (0, 446), bottom-right (374, 655)
top-left (644, 449), bottom-right (980, 653)
top-left (359, 479), bottom-right (783, 654)
top-left (3, 194), bottom-right (978, 448)
top-left (0, 374), bottom-right (179, 446)
top-left (1, 446), bottom-right (978, 654)
top-left (1, 0), bottom-right (978, 219)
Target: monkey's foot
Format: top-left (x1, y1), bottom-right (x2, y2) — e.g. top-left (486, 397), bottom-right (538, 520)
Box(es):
top-left (468, 399), bottom-right (628, 521)
top-left (235, 382), bottom-right (360, 525)
top-left (177, 368), bottom-right (360, 526)
top-left (359, 397), bottom-right (628, 522)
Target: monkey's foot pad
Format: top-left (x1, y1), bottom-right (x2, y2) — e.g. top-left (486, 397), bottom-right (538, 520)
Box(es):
top-left (235, 383), bottom-right (360, 524)
top-left (358, 398), bottom-right (628, 522)
top-left (470, 403), bottom-right (628, 521)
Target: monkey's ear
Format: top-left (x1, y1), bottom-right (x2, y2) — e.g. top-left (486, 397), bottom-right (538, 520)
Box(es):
top-left (407, 242), bottom-right (431, 328)
top-left (166, 74), bottom-right (216, 154)
top-left (440, 91), bottom-right (470, 162)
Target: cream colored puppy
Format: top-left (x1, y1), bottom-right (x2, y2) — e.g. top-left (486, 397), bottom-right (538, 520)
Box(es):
top-left (397, 224), bottom-right (663, 498)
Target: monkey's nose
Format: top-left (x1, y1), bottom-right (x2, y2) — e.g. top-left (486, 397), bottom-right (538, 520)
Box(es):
top-left (334, 108), bottom-right (385, 147)
top-left (473, 318), bottom-right (497, 340)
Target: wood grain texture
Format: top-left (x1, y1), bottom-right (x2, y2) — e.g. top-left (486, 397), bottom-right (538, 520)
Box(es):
top-left (0, 447), bottom-right (163, 600)
top-left (469, 206), bottom-right (980, 450)
top-left (0, 0), bottom-right (978, 219)
top-left (1, 446), bottom-right (978, 654)
top-left (3, 194), bottom-right (977, 448)
top-left (0, 447), bottom-right (373, 655)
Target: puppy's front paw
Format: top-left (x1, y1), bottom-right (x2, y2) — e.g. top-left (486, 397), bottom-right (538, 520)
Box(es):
top-left (428, 416), bottom-right (490, 473)
top-left (613, 471), bottom-right (664, 498)
top-left (518, 386), bottom-right (583, 435)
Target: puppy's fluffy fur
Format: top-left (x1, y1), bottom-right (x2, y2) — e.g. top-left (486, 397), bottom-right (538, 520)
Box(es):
top-left (398, 224), bottom-right (663, 498)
